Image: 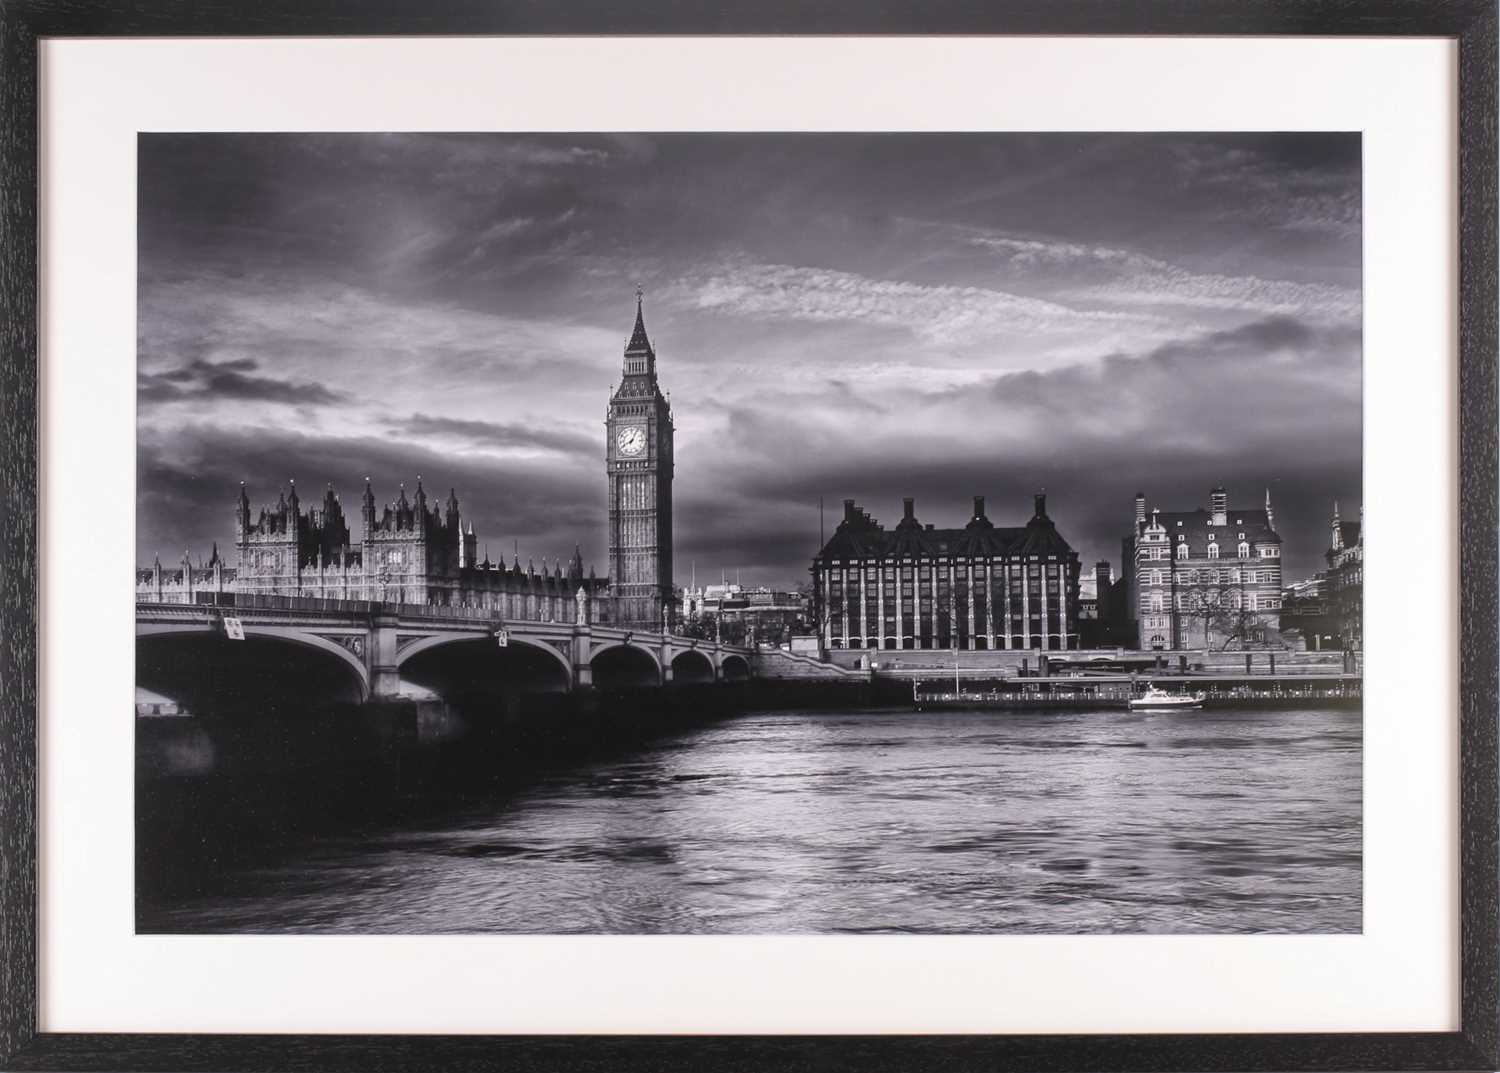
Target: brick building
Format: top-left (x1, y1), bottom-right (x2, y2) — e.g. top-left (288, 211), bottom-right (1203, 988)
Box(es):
top-left (810, 493), bottom-right (1082, 651)
top-left (1127, 485), bottom-right (1284, 650)
top-left (1324, 501), bottom-right (1363, 650)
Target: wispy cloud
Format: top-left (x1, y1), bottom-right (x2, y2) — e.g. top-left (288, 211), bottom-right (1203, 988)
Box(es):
top-left (676, 259), bottom-right (1165, 346)
top-left (963, 232), bottom-right (1360, 321)
top-left (1168, 138), bottom-right (1361, 238)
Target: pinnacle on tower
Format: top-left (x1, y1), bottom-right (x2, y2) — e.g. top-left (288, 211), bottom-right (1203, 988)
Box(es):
top-left (626, 285), bottom-right (653, 355)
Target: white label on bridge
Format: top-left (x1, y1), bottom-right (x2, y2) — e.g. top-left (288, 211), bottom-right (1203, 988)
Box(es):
top-left (223, 617), bottom-right (245, 641)
top-left (495, 628), bottom-right (509, 647)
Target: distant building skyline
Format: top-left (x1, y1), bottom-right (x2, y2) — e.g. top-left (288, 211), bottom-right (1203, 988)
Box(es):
top-left (137, 132), bottom-right (1362, 586)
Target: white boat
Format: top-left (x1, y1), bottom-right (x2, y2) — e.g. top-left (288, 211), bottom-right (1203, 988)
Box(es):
top-left (1127, 685), bottom-right (1205, 711)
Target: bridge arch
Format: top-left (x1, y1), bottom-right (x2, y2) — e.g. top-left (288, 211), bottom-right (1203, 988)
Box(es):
top-left (720, 653), bottom-right (751, 682)
top-left (590, 642), bottom-right (662, 689)
top-left (136, 624), bottom-right (370, 709)
top-left (397, 633), bottom-right (573, 698)
top-left (394, 631), bottom-right (574, 687)
top-left (670, 648), bottom-right (716, 684)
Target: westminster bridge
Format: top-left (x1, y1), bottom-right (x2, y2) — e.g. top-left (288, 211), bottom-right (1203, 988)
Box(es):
top-left (136, 594), bottom-right (755, 714)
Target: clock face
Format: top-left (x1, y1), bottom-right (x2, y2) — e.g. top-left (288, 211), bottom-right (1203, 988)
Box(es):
top-left (616, 425), bottom-right (647, 456)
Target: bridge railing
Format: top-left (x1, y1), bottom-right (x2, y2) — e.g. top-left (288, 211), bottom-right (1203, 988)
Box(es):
top-left (142, 592), bottom-right (525, 623)
top-left (137, 593), bottom-right (754, 653)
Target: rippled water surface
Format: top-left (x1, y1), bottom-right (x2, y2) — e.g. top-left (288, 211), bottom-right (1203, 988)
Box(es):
top-left (140, 706), bottom-right (1361, 934)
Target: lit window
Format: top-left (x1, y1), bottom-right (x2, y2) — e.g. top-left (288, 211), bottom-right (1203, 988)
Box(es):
top-left (1237, 542), bottom-right (1250, 558)
top-left (1207, 542), bottom-right (1219, 559)
top-left (1176, 543), bottom-right (1189, 559)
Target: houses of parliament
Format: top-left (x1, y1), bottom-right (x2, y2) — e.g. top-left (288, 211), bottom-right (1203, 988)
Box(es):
top-left (136, 293), bottom-right (678, 631)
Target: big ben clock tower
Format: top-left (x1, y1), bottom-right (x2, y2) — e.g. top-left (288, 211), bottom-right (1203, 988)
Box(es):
top-left (606, 288), bottom-right (674, 629)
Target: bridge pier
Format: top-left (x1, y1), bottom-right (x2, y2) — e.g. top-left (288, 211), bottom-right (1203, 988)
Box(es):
top-left (368, 610), bottom-right (403, 699)
top-left (570, 627), bottom-right (593, 690)
top-left (657, 634), bottom-right (673, 685)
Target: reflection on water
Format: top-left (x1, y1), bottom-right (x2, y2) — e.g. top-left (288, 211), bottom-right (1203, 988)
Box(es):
top-left (138, 706), bottom-right (1361, 934)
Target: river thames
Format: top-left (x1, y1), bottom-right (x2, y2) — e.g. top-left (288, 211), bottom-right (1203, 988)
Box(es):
top-left (138, 705), bottom-right (1361, 934)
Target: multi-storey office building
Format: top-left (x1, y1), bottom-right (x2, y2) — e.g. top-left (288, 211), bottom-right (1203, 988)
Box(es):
top-left (1128, 485), bottom-right (1284, 650)
top-left (810, 494), bottom-right (1082, 651)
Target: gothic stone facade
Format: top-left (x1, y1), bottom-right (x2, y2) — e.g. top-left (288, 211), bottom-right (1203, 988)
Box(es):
top-left (811, 494), bottom-right (1082, 651)
top-left (154, 478), bottom-right (612, 623)
top-left (1128, 486), bottom-right (1284, 650)
top-left (135, 546), bottom-right (235, 604)
top-left (605, 293), bottom-right (675, 630)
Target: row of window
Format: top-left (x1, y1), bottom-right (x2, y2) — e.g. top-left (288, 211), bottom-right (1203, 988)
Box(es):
top-left (831, 636), bottom-right (1072, 651)
top-left (825, 565), bottom-right (1068, 582)
top-left (822, 555), bottom-right (1066, 567)
top-left (1140, 568), bottom-right (1282, 586)
top-left (1144, 543), bottom-right (1280, 561)
top-left (1146, 594), bottom-right (1282, 612)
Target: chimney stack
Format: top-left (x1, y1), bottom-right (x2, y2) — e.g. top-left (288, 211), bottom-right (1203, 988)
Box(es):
top-left (903, 497), bottom-right (915, 520)
top-left (1210, 485), bottom-right (1228, 525)
top-left (972, 495), bottom-right (986, 519)
top-left (843, 498), bottom-right (857, 523)
top-left (1033, 492), bottom-right (1047, 519)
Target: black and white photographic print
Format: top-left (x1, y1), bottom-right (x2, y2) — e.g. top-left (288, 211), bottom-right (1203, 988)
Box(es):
top-left (134, 132), bottom-right (1362, 935)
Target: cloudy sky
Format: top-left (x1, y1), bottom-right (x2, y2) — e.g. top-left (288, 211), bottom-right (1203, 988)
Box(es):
top-left (137, 133), bottom-right (1361, 586)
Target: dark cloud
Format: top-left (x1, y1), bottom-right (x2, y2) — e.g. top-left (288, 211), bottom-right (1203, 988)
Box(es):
top-left (402, 414), bottom-right (595, 457)
top-left (675, 315), bottom-right (1359, 582)
top-left (139, 359), bottom-right (346, 407)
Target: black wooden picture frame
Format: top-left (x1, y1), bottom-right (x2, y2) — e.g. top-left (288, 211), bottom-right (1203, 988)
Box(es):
top-left (1, 2), bottom-right (1495, 1069)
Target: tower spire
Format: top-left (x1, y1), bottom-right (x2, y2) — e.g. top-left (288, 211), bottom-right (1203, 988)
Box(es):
top-left (625, 285), bottom-right (653, 356)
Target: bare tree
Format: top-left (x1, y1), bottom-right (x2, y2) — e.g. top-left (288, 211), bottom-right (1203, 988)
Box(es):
top-left (1176, 568), bottom-right (1255, 650)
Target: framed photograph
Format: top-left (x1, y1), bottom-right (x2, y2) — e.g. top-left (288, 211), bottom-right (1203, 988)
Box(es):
top-left (3, 2), bottom-right (1496, 1070)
